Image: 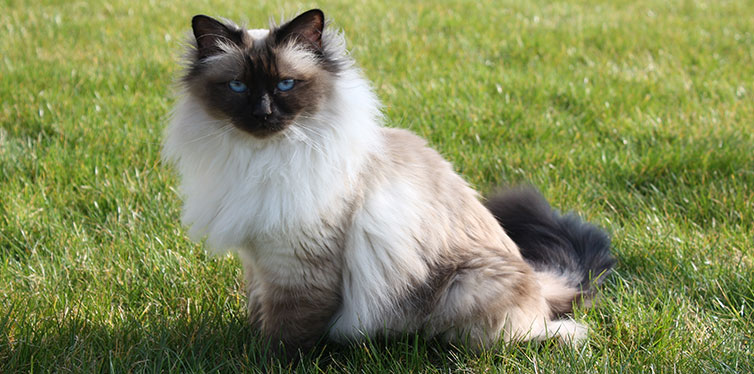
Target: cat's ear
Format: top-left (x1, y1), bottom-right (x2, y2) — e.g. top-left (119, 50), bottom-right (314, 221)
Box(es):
top-left (192, 15), bottom-right (244, 58)
top-left (275, 9), bottom-right (325, 50)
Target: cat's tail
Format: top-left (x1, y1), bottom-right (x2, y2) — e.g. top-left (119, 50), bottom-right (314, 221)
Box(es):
top-left (485, 187), bottom-right (614, 316)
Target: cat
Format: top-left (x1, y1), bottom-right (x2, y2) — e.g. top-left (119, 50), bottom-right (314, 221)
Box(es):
top-left (163, 9), bottom-right (614, 355)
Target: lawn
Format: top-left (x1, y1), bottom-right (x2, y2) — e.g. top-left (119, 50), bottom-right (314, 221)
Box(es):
top-left (1, 0), bottom-right (752, 372)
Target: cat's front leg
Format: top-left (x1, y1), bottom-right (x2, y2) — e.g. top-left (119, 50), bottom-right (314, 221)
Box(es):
top-left (240, 251), bottom-right (263, 329)
top-left (256, 283), bottom-right (341, 356)
top-left (240, 250), bottom-right (342, 355)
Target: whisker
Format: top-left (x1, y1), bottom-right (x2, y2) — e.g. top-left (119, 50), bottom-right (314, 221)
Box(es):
top-left (288, 123), bottom-right (326, 158)
top-left (179, 123), bottom-right (235, 146)
top-left (294, 113), bottom-right (329, 122)
top-left (298, 125), bottom-right (326, 140)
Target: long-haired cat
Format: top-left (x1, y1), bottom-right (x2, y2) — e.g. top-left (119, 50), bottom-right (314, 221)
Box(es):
top-left (163, 9), bottom-right (614, 354)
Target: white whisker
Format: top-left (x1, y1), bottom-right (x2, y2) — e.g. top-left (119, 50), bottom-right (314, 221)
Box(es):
top-left (180, 123), bottom-right (236, 146)
top-left (288, 124), bottom-right (326, 158)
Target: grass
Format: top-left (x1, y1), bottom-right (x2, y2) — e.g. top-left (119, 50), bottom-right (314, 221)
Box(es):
top-left (1, 0), bottom-right (752, 372)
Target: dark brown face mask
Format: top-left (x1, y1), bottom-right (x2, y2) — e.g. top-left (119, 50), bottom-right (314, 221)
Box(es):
top-left (184, 9), bottom-right (339, 138)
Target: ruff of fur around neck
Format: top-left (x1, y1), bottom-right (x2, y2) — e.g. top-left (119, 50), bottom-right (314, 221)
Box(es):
top-left (163, 67), bottom-right (383, 252)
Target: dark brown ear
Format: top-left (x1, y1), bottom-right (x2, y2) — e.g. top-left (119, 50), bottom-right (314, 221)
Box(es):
top-left (275, 9), bottom-right (325, 50)
top-left (192, 15), bottom-right (244, 58)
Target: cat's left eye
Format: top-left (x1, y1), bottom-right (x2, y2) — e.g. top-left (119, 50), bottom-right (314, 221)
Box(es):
top-left (277, 79), bottom-right (295, 92)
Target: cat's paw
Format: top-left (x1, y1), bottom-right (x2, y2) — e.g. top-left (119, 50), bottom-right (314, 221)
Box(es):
top-left (553, 319), bottom-right (588, 346)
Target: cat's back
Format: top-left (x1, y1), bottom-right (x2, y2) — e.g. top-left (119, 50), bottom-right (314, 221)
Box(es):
top-left (379, 127), bottom-right (455, 178)
top-left (369, 127), bottom-right (516, 254)
top-left (377, 127), bottom-right (478, 200)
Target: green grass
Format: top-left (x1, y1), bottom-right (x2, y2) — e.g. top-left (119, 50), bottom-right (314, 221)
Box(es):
top-left (1, 0), bottom-right (752, 372)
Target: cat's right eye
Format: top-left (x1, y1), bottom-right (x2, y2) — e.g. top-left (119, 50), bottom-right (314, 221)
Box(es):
top-left (228, 80), bottom-right (248, 93)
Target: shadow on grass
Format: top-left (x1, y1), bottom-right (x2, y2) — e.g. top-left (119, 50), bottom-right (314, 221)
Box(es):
top-left (1, 306), bottom-right (273, 372)
top-left (0, 301), bottom-right (606, 373)
top-left (0, 304), bottom-right (482, 373)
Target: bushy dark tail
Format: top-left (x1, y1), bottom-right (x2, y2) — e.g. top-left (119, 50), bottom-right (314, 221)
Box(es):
top-left (485, 187), bottom-right (614, 315)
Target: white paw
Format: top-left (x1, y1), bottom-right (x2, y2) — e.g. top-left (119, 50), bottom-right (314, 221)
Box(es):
top-left (553, 319), bottom-right (588, 346)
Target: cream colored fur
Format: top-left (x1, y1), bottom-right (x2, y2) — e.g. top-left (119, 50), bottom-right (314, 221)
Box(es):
top-left (164, 17), bottom-right (588, 352)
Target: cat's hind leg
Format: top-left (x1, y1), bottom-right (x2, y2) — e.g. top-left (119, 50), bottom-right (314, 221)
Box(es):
top-left (425, 252), bottom-right (587, 349)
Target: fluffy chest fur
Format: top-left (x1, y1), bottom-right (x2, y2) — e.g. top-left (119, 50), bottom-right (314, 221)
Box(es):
top-left (164, 69), bottom-right (382, 257)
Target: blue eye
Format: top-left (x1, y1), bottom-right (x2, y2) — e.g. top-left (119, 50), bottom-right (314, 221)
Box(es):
top-left (277, 79), bottom-right (295, 92)
top-left (228, 80), bottom-right (247, 93)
